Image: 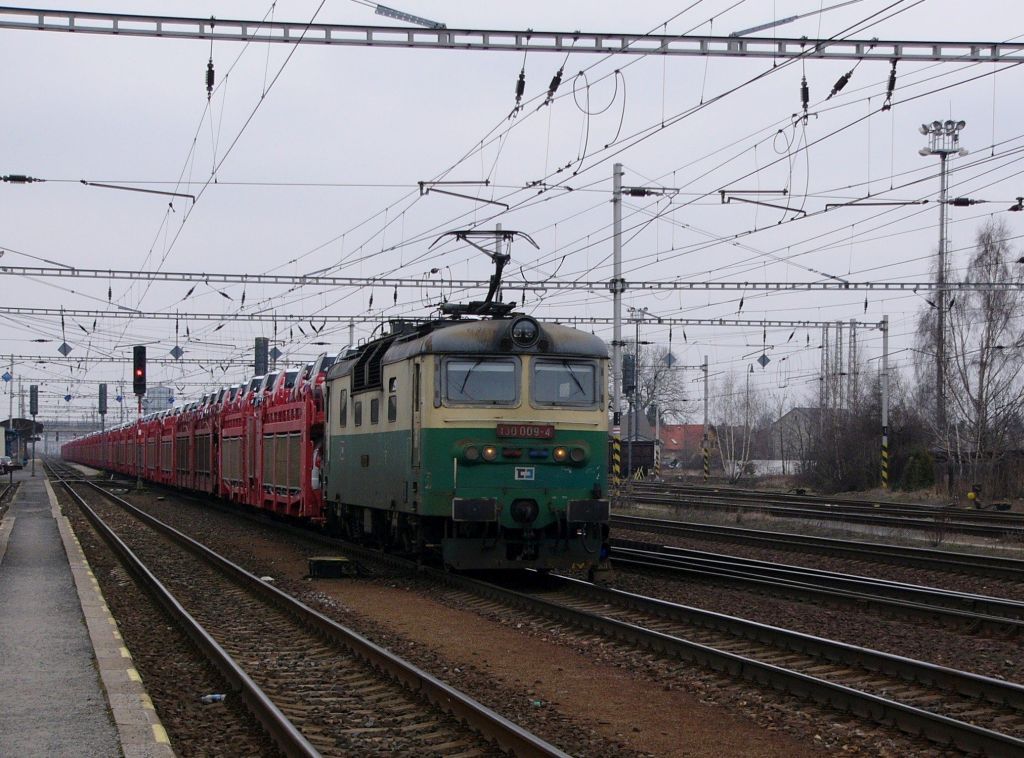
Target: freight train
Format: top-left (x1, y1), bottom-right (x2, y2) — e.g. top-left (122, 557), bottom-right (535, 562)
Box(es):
top-left (62, 314), bottom-right (611, 572)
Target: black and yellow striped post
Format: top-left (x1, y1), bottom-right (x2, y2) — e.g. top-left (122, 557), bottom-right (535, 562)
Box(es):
top-left (702, 439), bottom-right (710, 482)
top-left (881, 428), bottom-right (889, 490)
top-left (612, 434), bottom-right (622, 483)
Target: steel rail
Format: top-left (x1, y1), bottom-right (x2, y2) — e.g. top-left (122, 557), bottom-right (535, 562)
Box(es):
top-left (62, 469), bottom-right (1024, 754)
top-left (633, 481), bottom-right (1024, 524)
top-left (629, 491), bottom-right (1024, 539)
top-left (431, 571), bottom-right (1024, 755)
top-left (45, 462), bottom-right (320, 758)
top-left (611, 513), bottom-right (1024, 580)
top-left (53, 464), bottom-right (570, 758)
top-left (631, 484), bottom-right (1024, 525)
top-left (610, 540), bottom-right (1024, 635)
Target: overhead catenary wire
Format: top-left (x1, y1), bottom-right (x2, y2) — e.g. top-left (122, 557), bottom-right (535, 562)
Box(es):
top-left (7, 2), bottom-right (1023, 409)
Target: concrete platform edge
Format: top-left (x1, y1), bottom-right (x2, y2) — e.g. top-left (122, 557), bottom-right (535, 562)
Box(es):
top-left (44, 478), bottom-right (175, 758)
top-left (0, 508), bottom-right (14, 565)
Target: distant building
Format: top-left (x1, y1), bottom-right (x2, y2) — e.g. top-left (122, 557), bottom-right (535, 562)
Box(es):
top-left (142, 385), bottom-right (175, 414)
top-left (659, 423), bottom-right (710, 459)
top-left (766, 407), bottom-right (823, 472)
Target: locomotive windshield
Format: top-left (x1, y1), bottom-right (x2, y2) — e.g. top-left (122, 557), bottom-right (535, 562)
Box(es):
top-left (444, 357), bottom-right (518, 405)
top-left (532, 360), bottom-right (598, 406)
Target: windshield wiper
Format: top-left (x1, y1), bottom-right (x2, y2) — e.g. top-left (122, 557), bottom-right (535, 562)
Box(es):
top-left (563, 360), bottom-right (586, 397)
top-left (459, 359), bottom-right (484, 396)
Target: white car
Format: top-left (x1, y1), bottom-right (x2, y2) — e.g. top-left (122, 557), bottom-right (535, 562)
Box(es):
top-left (0, 456), bottom-right (12, 473)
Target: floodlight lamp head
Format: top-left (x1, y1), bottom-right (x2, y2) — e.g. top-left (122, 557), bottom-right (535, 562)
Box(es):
top-left (931, 120), bottom-right (942, 130)
top-left (956, 120), bottom-right (966, 130)
top-left (919, 124), bottom-right (929, 135)
top-left (944, 119), bottom-right (955, 133)
top-left (918, 147), bottom-right (933, 156)
top-left (958, 147), bottom-right (969, 157)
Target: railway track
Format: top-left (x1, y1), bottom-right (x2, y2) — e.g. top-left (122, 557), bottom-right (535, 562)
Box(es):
top-left (263, 527), bottom-right (1024, 755)
top-left (627, 482), bottom-right (1024, 539)
top-left (636, 480), bottom-right (1013, 516)
top-left (613, 513), bottom-right (1024, 582)
top-left (610, 538), bottom-right (1024, 636)
top-left (440, 571), bottom-right (1024, 755)
top-left (60, 463), bottom-right (1024, 754)
top-left (47, 461), bottom-right (567, 758)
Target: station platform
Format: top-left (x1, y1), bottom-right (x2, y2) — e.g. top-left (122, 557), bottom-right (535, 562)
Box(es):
top-left (0, 465), bottom-right (174, 757)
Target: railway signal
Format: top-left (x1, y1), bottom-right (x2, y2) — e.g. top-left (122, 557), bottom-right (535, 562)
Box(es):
top-left (132, 346), bottom-right (146, 396)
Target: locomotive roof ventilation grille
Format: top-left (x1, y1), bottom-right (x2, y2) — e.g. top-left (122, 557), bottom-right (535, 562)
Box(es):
top-left (352, 337), bottom-right (392, 392)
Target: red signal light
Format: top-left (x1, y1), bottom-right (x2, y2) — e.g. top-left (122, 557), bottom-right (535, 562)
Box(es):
top-left (132, 346), bottom-right (147, 395)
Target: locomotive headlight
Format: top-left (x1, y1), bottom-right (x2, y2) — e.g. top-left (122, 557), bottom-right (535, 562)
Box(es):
top-left (464, 446), bottom-right (480, 462)
top-left (510, 317), bottom-right (540, 347)
top-left (482, 445), bottom-right (499, 461)
top-left (570, 447), bottom-right (586, 463)
top-left (552, 446), bottom-right (569, 463)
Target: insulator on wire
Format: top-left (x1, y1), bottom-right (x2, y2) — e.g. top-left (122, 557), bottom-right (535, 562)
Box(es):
top-left (882, 60), bottom-right (898, 111)
top-left (800, 76), bottom-right (809, 121)
top-left (545, 66), bottom-right (563, 103)
top-left (827, 71), bottom-right (851, 99)
top-left (514, 69), bottom-right (526, 105)
top-left (206, 58), bottom-right (215, 100)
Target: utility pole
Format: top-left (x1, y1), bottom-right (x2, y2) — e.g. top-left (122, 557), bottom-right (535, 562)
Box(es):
top-left (880, 315), bottom-right (890, 489)
top-left (612, 168), bottom-right (677, 484)
top-left (653, 402), bottom-right (661, 479)
top-left (29, 384), bottom-right (37, 476)
top-left (919, 119), bottom-right (967, 468)
top-left (848, 318), bottom-right (858, 409)
top-left (610, 163), bottom-right (624, 483)
top-left (136, 396), bottom-right (143, 490)
top-left (702, 355), bottom-right (710, 482)
top-left (626, 307), bottom-right (651, 481)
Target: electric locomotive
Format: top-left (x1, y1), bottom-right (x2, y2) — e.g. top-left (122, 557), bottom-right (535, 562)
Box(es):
top-left (322, 313), bottom-right (610, 571)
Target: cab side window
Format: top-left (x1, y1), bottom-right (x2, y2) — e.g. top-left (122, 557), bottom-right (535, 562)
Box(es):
top-left (338, 389), bottom-right (348, 426)
top-left (387, 377), bottom-right (398, 422)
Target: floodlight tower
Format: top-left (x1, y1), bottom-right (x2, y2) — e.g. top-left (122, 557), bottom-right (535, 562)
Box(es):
top-left (918, 119), bottom-right (967, 449)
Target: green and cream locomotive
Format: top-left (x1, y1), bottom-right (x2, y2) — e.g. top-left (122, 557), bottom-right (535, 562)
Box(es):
top-left (322, 314), bottom-right (610, 571)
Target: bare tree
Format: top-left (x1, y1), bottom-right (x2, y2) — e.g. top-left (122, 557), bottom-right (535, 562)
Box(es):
top-left (711, 367), bottom-right (766, 482)
top-left (629, 344), bottom-right (695, 424)
top-left (944, 219), bottom-right (1024, 490)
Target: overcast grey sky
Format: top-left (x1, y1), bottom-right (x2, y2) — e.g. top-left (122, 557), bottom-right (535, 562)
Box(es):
top-left (2, 1), bottom-right (1023, 420)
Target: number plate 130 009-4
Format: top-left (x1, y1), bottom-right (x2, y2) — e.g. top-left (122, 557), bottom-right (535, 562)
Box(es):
top-left (496, 423), bottom-right (555, 439)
